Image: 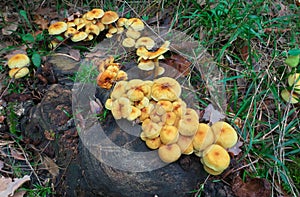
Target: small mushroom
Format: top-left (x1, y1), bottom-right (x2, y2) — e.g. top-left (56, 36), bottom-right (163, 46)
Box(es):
top-left (71, 31), bottom-right (88, 42)
top-left (137, 59), bottom-right (155, 71)
top-left (135, 37), bottom-right (155, 50)
top-left (101, 11), bottom-right (119, 25)
top-left (142, 118), bottom-right (162, 139)
top-left (85, 24), bottom-right (100, 36)
top-left (85, 8), bottom-right (104, 20)
top-left (145, 137), bottom-right (161, 150)
top-left (193, 123), bottom-right (215, 152)
top-left (64, 27), bottom-right (78, 38)
top-left (111, 81), bottom-right (128, 100)
top-left (134, 97), bottom-right (150, 109)
top-left (9, 67), bottom-right (30, 79)
top-left (122, 37), bottom-right (136, 48)
top-left (7, 54), bottom-right (30, 69)
top-left (105, 98), bottom-right (113, 110)
top-left (117, 18), bottom-right (128, 27)
top-left (96, 21), bottom-right (105, 31)
top-left (115, 70), bottom-right (128, 81)
top-left (281, 89), bottom-right (299, 104)
top-left (161, 111), bottom-right (177, 126)
top-left (158, 144), bottom-right (181, 163)
top-left (288, 73), bottom-right (300, 94)
top-left (96, 70), bottom-right (117, 89)
top-left (178, 108), bottom-right (199, 136)
top-left (126, 28), bottom-right (141, 40)
top-left (160, 125), bottom-right (179, 144)
top-left (202, 144), bottom-right (230, 175)
top-left (127, 106), bottom-right (141, 121)
top-left (151, 77), bottom-right (182, 101)
top-left (125, 18), bottom-right (144, 31)
top-left (172, 99), bottom-right (187, 118)
top-left (139, 103), bottom-right (154, 121)
top-left (176, 135), bottom-right (194, 155)
top-left (211, 121), bottom-right (238, 149)
top-left (111, 97), bottom-right (132, 119)
top-left (48, 21), bottom-right (68, 35)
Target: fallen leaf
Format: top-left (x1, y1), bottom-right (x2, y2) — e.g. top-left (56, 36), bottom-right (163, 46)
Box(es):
top-left (0, 116), bottom-right (5, 123)
top-left (34, 15), bottom-right (49, 30)
top-left (202, 104), bottom-right (225, 124)
top-left (2, 23), bottom-right (19, 35)
top-left (162, 53), bottom-right (191, 76)
top-left (0, 175), bottom-right (30, 197)
top-left (42, 156), bottom-right (59, 178)
top-left (232, 175), bottom-right (271, 197)
top-left (9, 146), bottom-right (26, 161)
top-left (90, 98), bottom-right (103, 114)
top-left (240, 45), bottom-right (249, 61)
top-left (228, 140), bottom-right (243, 156)
top-left (67, 12), bottom-right (81, 21)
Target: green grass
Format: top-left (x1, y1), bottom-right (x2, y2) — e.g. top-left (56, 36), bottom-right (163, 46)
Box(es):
top-left (174, 0), bottom-right (299, 196)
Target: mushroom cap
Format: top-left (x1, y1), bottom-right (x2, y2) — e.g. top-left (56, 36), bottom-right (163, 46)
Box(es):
top-left (161, 111), bottom-right (177, 126)
top-left (193, 123), bottom-right (215, 151)
top-left (67, 21), bottom-right (76, 28)
top-left (105, 98), bottom-right (113, 110)
top-left (117, 18), bottom-right (128, 27)
top-left (96, 70), bottom-right (117, 89)
top-left (106, 33), bottom-right (113, 38)
top-left (178, 108), bottom-right (199, 136)
top-left (125, 18), bottom-right (145, 31)
top-left (137, 59), bottom-right (155, 71)
top-left (7, 54), bottom-right (30, 69)
top-left (85, 24), bottom-right (100, 35)
top-left (74, 18), bottom-right (85, 25)
top-left (86, 8), bottom-right (104, 20)
top-left (48, 21), bottom-right (68, 35)
top-left (202, 144), bottom-right (230, 172)
top-left (135, 37), bottom-right (155, 50)
top-left (126, 79), bottom-right (150, 101)
top-left (176, 135), bottom-right (194, 155)
top-left (172, 99), bottom-right (187, 118)
top-left (202, 164), bottom-right (224, 175)
top-left (96, 21), bottom-right (105, 31)
top-left (139, 103), bottom-right (154, 121)
top-left (288, 73), bottom-right (300, 94)
top-left (64, 27), bottom-right (78, 37)
top-left (145, 137), bottom-right (161, 150)
top-left (158, 143), bottom-right (181, 163)
top-left (127, 106), bottom-right (141, 121)
top-left (111, 81), bottom-right (128, 100)
top-left (148, 41), bottom-right (170, 60)
top-left (136, 47), bottom-right (149, 59)
top-left (142, 119), bottom-right (162, 139)
top-left (115, 70), bottom-right (128, 81)
top-left (157, 66), bottom-right (165, 75)
top-left (71, 31), bottom-right (88, 42)
top-left (9, 67), bottom-right (29, 79)
top-left (122, 37), bottom-right (136, 48)
top-left (281, 89), bottom-right (299, 104)
top-left (108, 25), bottom-right (118, 34)
top-left (101, 11), bottom-right (119, 24)
top-left (134, 96), bottom-right (150, 109)
top-left (126, 29), bottom-right (141, 40)
top-left (160, 125), bottom-right (179, 144)
top-left (111, 97), bottom-right (132, 119)
top-left (156, 100), bottom-right (173, 112)
top-left (211, 121), bottom-right (238, 149)
top-left (151, 77), bottom-right (182, 101)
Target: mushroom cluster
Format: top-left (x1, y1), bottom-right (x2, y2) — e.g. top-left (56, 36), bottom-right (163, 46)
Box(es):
top-left (281, 72), bottom-right (300, 104)
top-left (48, 9), bottom-right (121, 42)
top-left (104, 77), bottom-right (238, 175)
top-left (7, 54), bottom-right (30, 79)
top-left (96, 56), bottom-right (128, 89)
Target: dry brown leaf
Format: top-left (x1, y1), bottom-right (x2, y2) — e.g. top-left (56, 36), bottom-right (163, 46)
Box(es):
top-left (228, 140), bottom-right (243, 156)
top-left (42, 156), bottom-right (59, 178)
top-left (202, 104), bottom-right (225, 124)
top-left (0, 175), bottom-right (30, 197)
top-left (9, 146), bottom-right (26, 161)
top-left (162, 53), bottom-right (191, 76)
top-left (2, 23), bottom-right (19, 35)
top-left (67, 11), bottom-right (81, 21)
top-left (34, 15), bottom-right (49, 30)
top-left (232, 176), bottom-right (271, 197)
